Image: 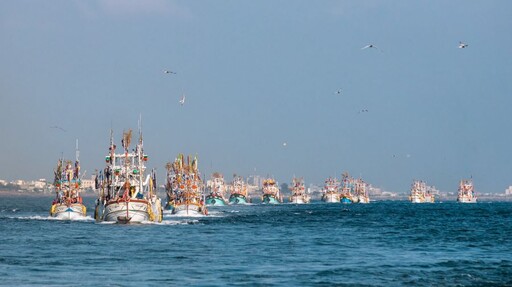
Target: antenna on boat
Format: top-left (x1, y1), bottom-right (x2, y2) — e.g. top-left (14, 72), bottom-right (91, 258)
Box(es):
top-left (109, 129), bottom-right (114, 149)
top-left (75, 139), bottom-right (80, 162)
top-left (138, 113), bottom-right (143, 145)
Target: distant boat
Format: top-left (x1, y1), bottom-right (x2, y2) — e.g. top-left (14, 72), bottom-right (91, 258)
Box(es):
top-left (94, 129), bottom-right (163, 224)
top-left (340, 172), bottom-right (355, 204)
top-left (409, 180), bottom-right (435, 203)
top-left (354, 178), bottom-right (370, 204)
top-left (321, 177), bottom-right (341, 203)
top-left (50, 141), bottom-right (87, 220)
top-left (228, 175), bottom-right (250, 205)
top-left (288, 177), bottom-right (310, 204)
top-left (165, 154), bottom-right (208, 216)
top-left (205, 172), bottom-right (228, 206)
top-left (261, 178), bottom-right (282, 204)
top-left (457, 178), bottom-right (477, 203)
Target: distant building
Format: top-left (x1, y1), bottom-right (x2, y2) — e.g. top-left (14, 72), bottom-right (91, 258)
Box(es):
top-left (368, 185), bottom-right (383, 196)
top-left (247, 175), bottom-right (264, 189)
top-left (82, 178), bottom-right (95, 189)
top-left (506, 186), bottom-right (512, 195)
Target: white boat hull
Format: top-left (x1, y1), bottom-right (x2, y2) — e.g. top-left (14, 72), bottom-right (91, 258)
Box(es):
top-left (458, 197), bottom-right (477, 203)
top-left (51, 203), bottom-right (86, 220)
top-left (357, 196), bottom-right (370, 203)
top-left (172, 203), bottom-right (205, 216)
top-left (322, 193), bottom-right (340, 203)
top-left (102, 200), bottom-right (151, 223)
top-left (410, 194), bottom-right (434, 203)
top-left (289, 195), bottom-right (310, 204)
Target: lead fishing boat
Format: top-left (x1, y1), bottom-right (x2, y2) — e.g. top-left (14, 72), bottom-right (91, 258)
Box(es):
top-left (50, 140), bottom-right (87, 220)
top-left (205, 172), bottom-right (228, 206)
top-left (289, 177), bottom-right (310, 204)
top-left (321, 177), bottom-right (341, 203)
top-left (457, 178), bottom-right (477, 203)
top-left (165, 154), bottom-right (208, 216)
top-left (94, 128), bottom-right (163, 224)
top-left (409, 180), bottom-right (435, 203)
top-left (228, 175), bottom-right (250, 205)
top-left (261, 178), bottom-right (282, 204)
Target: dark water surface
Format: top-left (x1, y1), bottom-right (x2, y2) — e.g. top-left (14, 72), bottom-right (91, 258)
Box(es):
top-left (1, 195), bottom-right (511, 286)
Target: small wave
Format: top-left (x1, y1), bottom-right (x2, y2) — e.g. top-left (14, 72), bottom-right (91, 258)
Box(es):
top-left (1, 208), bottom-right (20, 213)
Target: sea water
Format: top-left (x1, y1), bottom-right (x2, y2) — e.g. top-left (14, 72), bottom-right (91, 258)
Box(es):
top-left (0, 195), bottom-right (511, 286)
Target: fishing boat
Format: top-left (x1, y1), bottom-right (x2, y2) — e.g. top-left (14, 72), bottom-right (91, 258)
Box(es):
top-left (228, 175), bottom-right (250, 205)
top-left (321, 177), bottom-right (341, 203)
top-left (94, 128), bottom-right (163, 224)
top-left (457, 178), bottom-right (477, 203)
top-left (340, 172), bottom-right (355, 204)
top-left (205, 172), bottom-right (228, 206)
top-left (409, 180), bottom-right (435, 203)
top-left (165, 154), bottom-right (208, 216)
top-left (354, 178), bottom-right (370, 203)
top-left (50, 140), bottom-right (87, 220)
top-left (288, 177), bottom-right (310, 204)
top-left (261, 178), bottom-right (282, 204)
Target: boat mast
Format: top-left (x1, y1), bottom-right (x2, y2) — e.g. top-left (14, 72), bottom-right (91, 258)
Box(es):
top-left (75, 139), bottom-right (79, 162)
top-left (138, 114), bottom-right (144, 194)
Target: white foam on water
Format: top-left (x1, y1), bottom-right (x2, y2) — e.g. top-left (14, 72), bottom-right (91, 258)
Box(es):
top-left (9, 215), bottom-right (94, 221)
top-left (165, 213), bottom-right (207, 218)
top-left (142, 219), bottom-right (201, 225)
top-left (96, 221), bottom-right (116, 225)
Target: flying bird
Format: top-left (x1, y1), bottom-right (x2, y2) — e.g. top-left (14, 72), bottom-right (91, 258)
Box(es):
top-left (50, 126), bottom-right (66, 132)
top-left (164, 70), bottom-right (177, 74)
top-left (359, 109), bottom-right (369, 113)
top-left (361, 44), bottom-right (382, 51)
top-left (179, 94), bottom-right (186, 106)
top-left (283, 142), bottom-right (287, 147)
top-left (335, 89), bottom-right (342, 95)
top-left (458, 41), bottom-right (468, 49)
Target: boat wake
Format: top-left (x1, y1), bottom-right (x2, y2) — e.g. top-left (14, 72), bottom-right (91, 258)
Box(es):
top-left (162, 209), bottom-right (225, 218)
top-left (9, 215), bottom-right (95, 221)
top-left (143, 219), bottom-right (201, 225)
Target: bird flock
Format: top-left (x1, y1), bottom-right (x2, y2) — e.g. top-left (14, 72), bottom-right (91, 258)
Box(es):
top-left (155, 41), bottom-right (468, 149)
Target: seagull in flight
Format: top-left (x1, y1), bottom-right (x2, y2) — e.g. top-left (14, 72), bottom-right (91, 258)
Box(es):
top-left (359, 109), bottom-right (369, 113)
top-left (458, 41), bottom-right (468, 49)
top-left (335, 89), bottom-right (342, 95)
top-left (50, 126), bottom-right (66, 132)
top-left (163, 70), bottom-right (177, 74)
top-left (361, 44), bottom-right (382, 52)
top-left (179, 94), bottom-right (186, 106)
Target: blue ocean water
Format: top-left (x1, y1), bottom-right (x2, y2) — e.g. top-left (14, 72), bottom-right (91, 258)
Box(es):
top-left (1, 195), bottom-right (511, 286)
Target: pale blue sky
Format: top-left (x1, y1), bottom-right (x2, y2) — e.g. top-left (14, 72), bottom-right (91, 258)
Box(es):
top-left (1, 1), bottom-right (511, 193)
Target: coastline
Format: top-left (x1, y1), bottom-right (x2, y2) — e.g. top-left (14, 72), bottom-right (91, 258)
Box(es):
top-left (2, 190), bottom-right (512, 201)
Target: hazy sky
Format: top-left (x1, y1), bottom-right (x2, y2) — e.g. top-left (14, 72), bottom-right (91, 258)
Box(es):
top-left (1, 1), bottom-right (511, 193)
